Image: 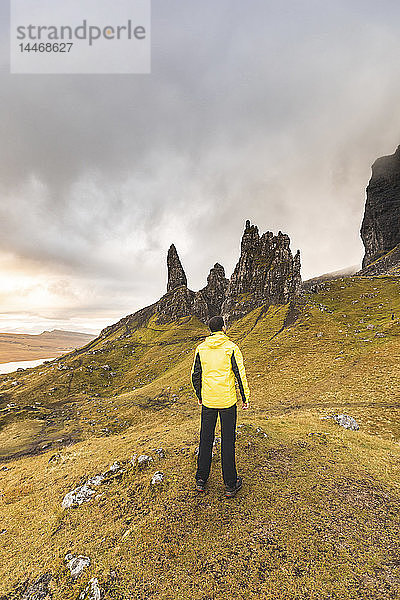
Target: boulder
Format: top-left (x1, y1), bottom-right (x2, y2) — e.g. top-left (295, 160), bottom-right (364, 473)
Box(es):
top-left (137, 455), bottom-right (153, 469)
top-left (65, 554), bottom-right (90, 578)
top-left (151, 471), bottom-right (164, 485)
top-left (79, 577), bottom-right (101, 600)
top-left (333, 414), bottom-right (360, 430)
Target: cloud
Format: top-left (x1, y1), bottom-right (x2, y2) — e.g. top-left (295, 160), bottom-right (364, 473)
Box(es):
top-left (1, 0), bottom-right (400, 332)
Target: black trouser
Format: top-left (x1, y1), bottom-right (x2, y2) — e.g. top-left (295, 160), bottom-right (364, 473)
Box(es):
top-left (195, 402), bottom-right (237, 488)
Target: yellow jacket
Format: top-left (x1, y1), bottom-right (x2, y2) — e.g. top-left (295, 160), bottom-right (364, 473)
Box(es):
top-left (191, 331), bottom-right (250, 409)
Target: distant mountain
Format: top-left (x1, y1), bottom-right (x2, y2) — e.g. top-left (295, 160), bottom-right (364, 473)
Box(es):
top-left (302, 265), bottom-right (359, 292)
top-left (0, 329), bottom-right (97, 363)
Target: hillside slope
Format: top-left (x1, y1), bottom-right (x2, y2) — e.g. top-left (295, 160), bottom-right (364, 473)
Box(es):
top-left (1, 276), bottom-right (400, 599)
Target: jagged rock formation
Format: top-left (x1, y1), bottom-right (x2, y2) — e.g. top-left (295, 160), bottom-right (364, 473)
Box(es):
top-left (156, 262), bottom-right (228, 324)
top-left (156, 285), bottom-right (202, 324)
top-left (361, 145), bottom-right (400, 269)
top-left (167, 244), bottom-right (187, 291)
top-left (195, 263), bottom-right (229, 318)
top-left (221, 220), bottom-right (301, 325)
top-left (100, 220), bottom-right (301, 335)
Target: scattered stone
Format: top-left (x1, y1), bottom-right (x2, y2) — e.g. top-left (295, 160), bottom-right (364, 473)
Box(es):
top-left (333, 414), bottom-right (360, 430)
top-left (153, 447), bottom-right (166, 458)
top-left (151, 471), bottom-right (164, 485)
top-left (62, 461), bottom-right (130, 509)
top-left (62, 482), bottom-right (98, 509)
top-left (255, 427), bottom-right (268, 438)
top-left (65, 554), bottom-right (90, 578)
top-left (130, 454), bottom-right (138, 467)
top-left (102, 462), bottom-right (123, 478)
top-left (79, 577), bottom-right (101, 600)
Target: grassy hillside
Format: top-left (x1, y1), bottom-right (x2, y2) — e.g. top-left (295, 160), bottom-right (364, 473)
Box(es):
top-left (1, 276), bottom-right (400, 599)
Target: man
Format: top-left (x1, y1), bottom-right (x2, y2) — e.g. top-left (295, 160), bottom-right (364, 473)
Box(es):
top-left (191, 315), bottom-right (250, 498)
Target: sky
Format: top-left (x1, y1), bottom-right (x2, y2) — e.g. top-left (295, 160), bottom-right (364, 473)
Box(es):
top-left (1, 0), bottom-right (400, 335)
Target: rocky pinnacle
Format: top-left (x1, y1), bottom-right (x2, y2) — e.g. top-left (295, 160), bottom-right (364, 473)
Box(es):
top-left (167, 244), bottom-right (187, 292)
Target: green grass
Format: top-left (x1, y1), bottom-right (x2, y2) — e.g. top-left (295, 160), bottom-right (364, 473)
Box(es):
top-left (1, 276), bottom-right (400, 598)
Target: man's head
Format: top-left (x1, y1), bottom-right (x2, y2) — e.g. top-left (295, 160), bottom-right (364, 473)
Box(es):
top-left (208, 315), bottom-right (225, 333)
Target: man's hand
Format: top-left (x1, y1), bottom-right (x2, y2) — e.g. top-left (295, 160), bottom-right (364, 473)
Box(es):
top-left (242, 401), bottom-right (249, 410)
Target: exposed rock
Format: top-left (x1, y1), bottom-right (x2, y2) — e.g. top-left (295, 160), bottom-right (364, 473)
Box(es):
top-left (155, 286), bottom-right (198, 324)
top-left (167, 244), bottom-right (187, 291)
top-left (21, 573), bottom-right (52, 600)
top-left (221, 220), bottom-right (302, 325)
top-left (151, 471), bottom-right (164, 485)
top-left (255, 427), bottom-right (268, 438)
top-left (333, 414), bottom-right (360, 430)
top-left (79, 577), bottom-right (101, 600)
top-left (62, 461), bottom-right (127, 509)
top-left (62, 481), bottom-right (99, 509)
top-left (137, 455), bottom-right (153, 469)
top-left (360, 145), bottom-right (400, 269)
top-left (152, 447), bottom-right (166, 458)
top-left (65, 554), bottom-right (90, 578)
top-left (102, 462), bottom-right (124, 478)
top-left (197, 263), bottom-right (229, 318)
top-left (357, 242), bottom-right (400, 276)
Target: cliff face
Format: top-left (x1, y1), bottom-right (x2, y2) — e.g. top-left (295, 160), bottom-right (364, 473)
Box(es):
top-left (100, 220), bottom-right (301, 336)
top-left (221, 220), bottom-right (301, 325)
top-left (361, 145), bottom-right (400, 268)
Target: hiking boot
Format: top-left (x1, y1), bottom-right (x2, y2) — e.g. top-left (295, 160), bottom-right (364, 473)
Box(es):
top-left (196, 478), bottom-right (206, 492)
top-left (225, 476), bottom-right (243, 498)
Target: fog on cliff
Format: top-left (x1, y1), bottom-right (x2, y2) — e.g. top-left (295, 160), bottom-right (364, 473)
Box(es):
top-left (1, 0), bottom-right (400, 333)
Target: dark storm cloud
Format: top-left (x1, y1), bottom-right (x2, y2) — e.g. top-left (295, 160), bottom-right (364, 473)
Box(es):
top-left (2, 0), bottom-right (400, 331)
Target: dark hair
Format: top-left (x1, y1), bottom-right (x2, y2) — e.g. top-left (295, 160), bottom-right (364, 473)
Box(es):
top-left (208, 315), bottom-right (225, 332)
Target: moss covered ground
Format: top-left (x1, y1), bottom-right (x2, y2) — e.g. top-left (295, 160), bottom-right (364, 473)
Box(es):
top-left (1, 276), bottom-right (400, 599)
